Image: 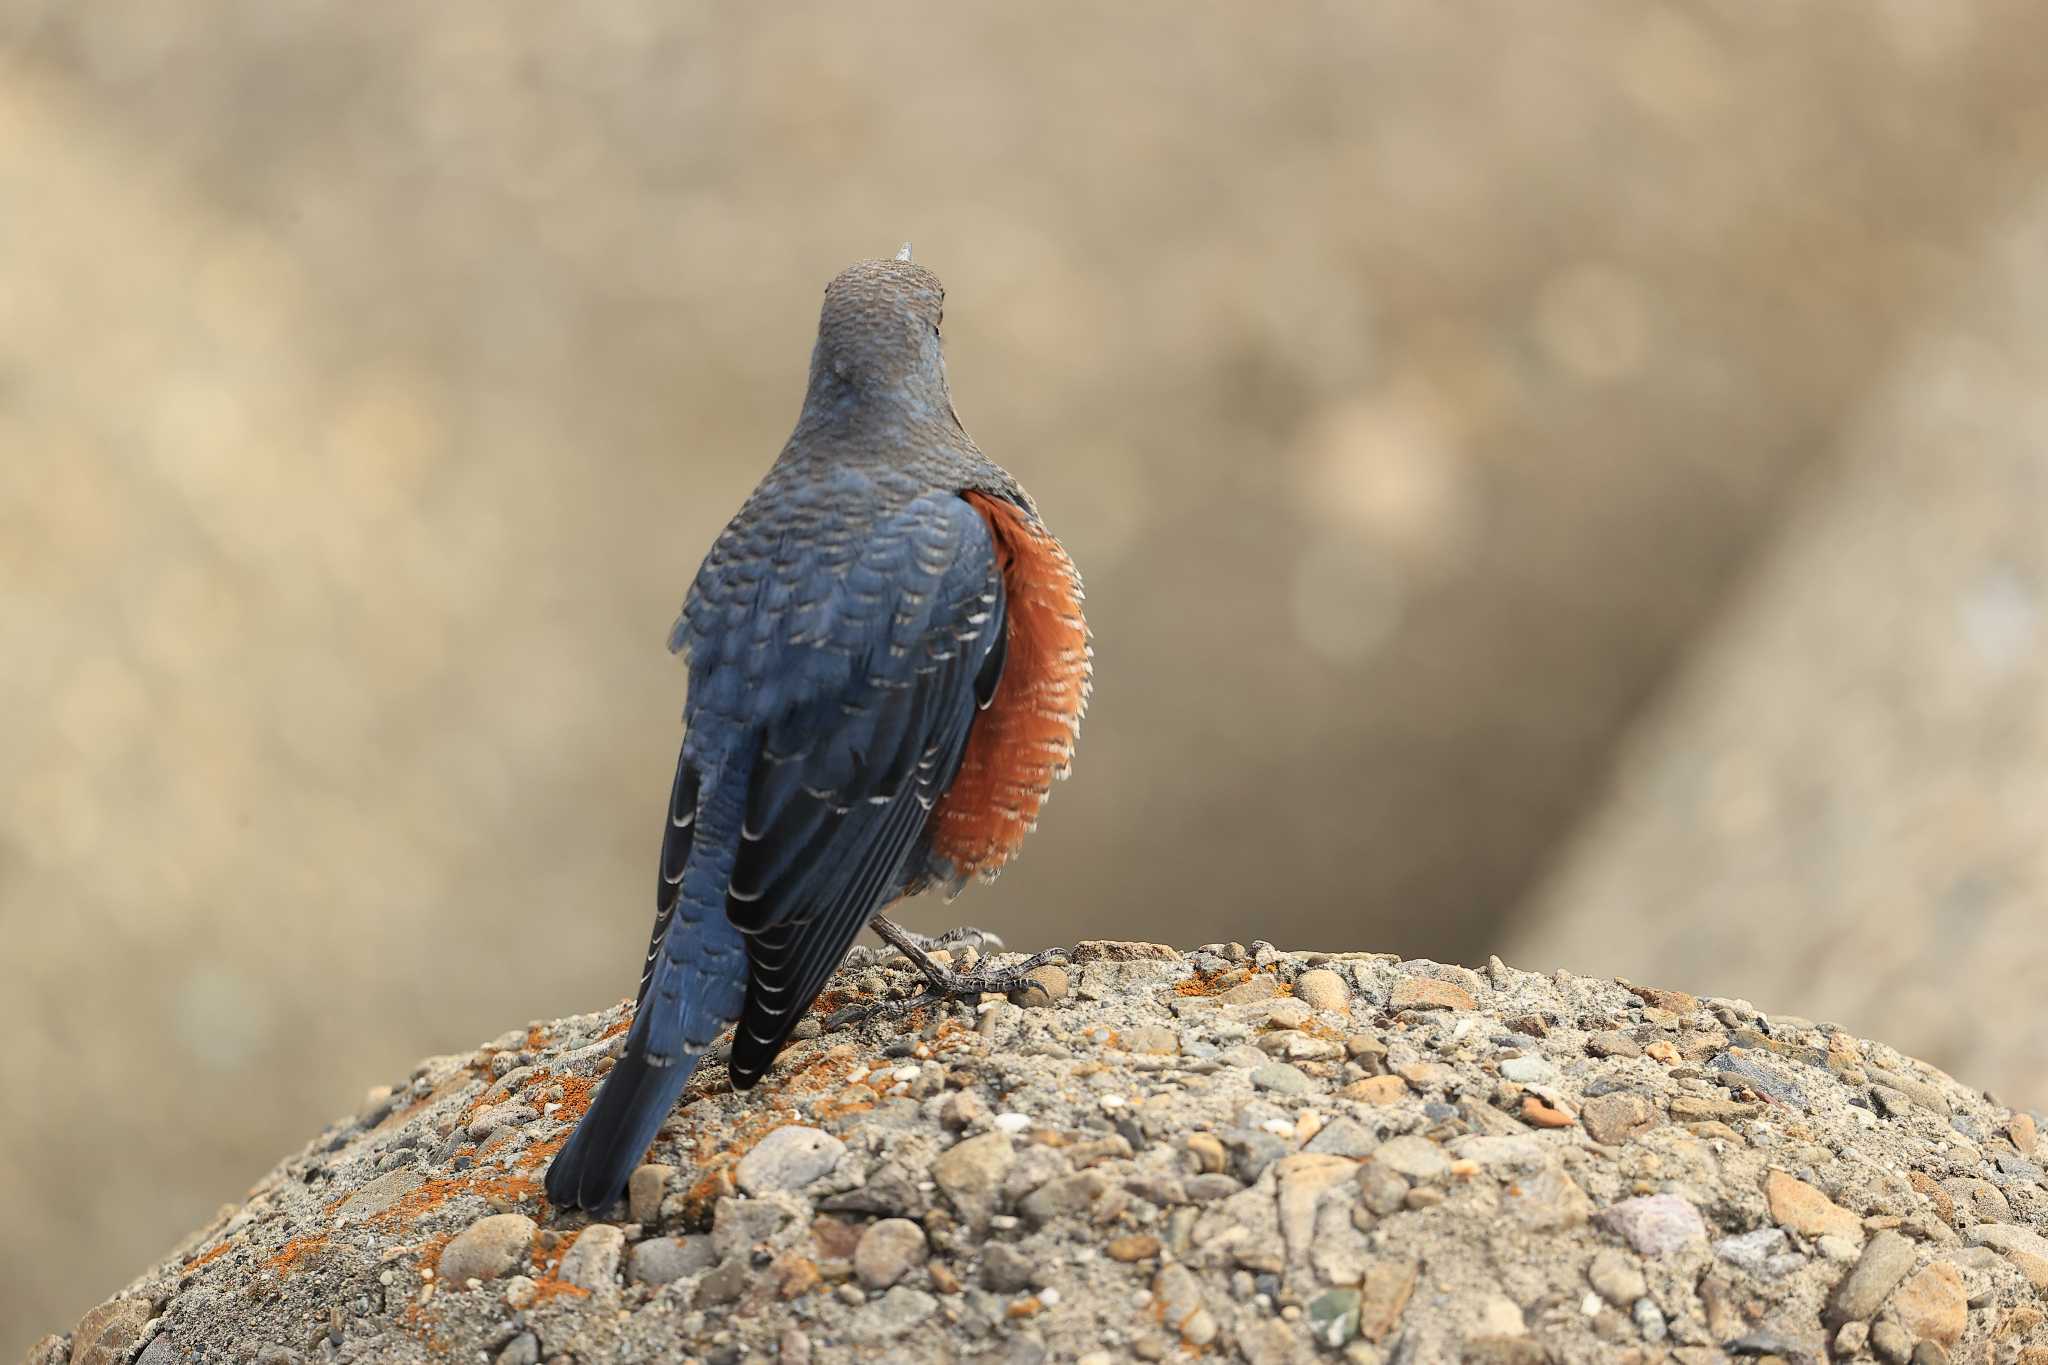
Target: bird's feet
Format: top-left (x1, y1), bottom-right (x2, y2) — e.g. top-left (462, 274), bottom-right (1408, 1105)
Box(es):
top-left (839, 922), bottom-right (1006, 972)
top-left (825, 915), bottom-right (1067, 1029)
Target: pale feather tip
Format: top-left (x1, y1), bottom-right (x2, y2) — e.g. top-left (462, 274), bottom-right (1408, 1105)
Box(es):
top-left (895, 242), bottom-right (913, 262)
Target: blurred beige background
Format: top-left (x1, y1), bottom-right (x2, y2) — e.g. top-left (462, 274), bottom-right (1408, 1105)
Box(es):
top-left (6, 1), bottom-right (2048, 1347)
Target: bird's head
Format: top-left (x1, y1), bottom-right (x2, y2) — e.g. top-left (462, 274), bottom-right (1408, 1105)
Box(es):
top-left (803, 250), bottom-right (953, 421)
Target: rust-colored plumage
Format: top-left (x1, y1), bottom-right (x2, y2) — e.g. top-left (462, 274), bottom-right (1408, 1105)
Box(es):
top-left (932, 492), bottom-right (1091, 885)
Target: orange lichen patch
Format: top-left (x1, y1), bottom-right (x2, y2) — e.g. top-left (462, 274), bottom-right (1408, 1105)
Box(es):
top-left (527, 1278), bottom-right (593, 1306)
top-left (932, 493), bottom-right (1090, 883)
top-left (367, 1171), bottom-right (546, 1231)
top-left (266, 1233), bottom-right (331, 1276)
top-left (415, 1232), bottom-right (454, 1278)
top-left (550, 1073), bottom-right (599, 1126)
top-left (809, 987), bottom-right (858, 1018)
top-left (1297, 1015), bottom-right (1349, 1043)
top-left (671, 1163), bottom-right (739, 1225)
top-left (524, 1024), bottom-right (552, 1051)
top-left (776, 1042), bottom-right (868, 1096)
top-left (183, 1239), bottom-right (234, 1272)
top-left (516, 1134), bottom-right (568, 1182)
top-left (925, 1017), bottom-right (982, 1061)
top-left (1173, 965), bottom-right (1287, 997)
top-left (530, 1228), bottom-right (576, 1281)
top-left (598, 1014), bottom-right (634, 1042)
top-left (1175, 967), bottom-right (1249, 997)
top-left (686, 1105), bottom-right (804, 1167)
top-left (776, 1255), bottom-right (823, 1299)
top-left (809, 1088), bottom-right (880, 1125)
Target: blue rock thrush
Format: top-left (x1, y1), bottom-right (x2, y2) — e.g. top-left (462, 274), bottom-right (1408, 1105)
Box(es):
top-left (545, 251), bottom-right (1090, 1212)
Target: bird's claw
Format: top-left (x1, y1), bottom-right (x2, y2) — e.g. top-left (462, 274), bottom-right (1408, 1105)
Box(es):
top-left (840, 923), bottom-right (1007, 972)
top-left (823, 943), bottom-right (1070, 1033)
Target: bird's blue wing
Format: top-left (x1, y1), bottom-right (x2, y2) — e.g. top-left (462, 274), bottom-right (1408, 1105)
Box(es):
top-left (667, 483), bottom-right (1007, 1087)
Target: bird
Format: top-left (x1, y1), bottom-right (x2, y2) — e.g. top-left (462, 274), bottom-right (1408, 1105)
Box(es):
top-left (544, 248), bottom-right (1090, 1213)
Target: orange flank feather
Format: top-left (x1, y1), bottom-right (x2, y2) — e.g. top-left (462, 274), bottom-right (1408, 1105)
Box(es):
top-left (930, 492), bottom-right (1091, 885)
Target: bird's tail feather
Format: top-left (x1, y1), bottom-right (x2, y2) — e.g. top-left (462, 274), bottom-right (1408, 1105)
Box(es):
top-left (545, 742), bottom-right (753, 1213)
top-left (542, 1040), bottom-right (698, 1213)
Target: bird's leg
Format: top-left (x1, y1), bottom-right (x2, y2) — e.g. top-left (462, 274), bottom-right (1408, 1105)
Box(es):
top-left (871, 915), bottom-right (1063, 993)
top-left (839, 922), bottom-right (1006, 971)
top-left (825, 915), bottom-right (1067, 1029)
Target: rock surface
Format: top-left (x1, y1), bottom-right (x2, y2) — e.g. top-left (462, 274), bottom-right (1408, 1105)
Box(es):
top-left (39, 943), bottom-right (2048, 1363)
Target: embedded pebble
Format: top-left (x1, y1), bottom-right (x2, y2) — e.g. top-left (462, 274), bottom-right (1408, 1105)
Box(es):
top-left (1827, 1230), bottom-right (1916, 1324)
top-left (853, 1218), bottom-right (929, 1289)
top-left (438, 1213), bottom-right (535, 1285)
top-left (1499, 1055), bottom-right (1557, 1085)
top-left (981, 1243), bottom-right (1036, 1293)
top-left (1389, 978), bottom-right (1476, 1012)
top-left (628, 1164), bottom-right (674, 1226)
top-left (932, 1132), bottom-right (1014, 1232)
top-left (1013, 966), bottom-right (1069, 1007)
top-left (1889, 1261), bottom-right (1967, 1347)
top-left (556, 1223), bottom-right (624, 1290)
top-left (736, 1125), bottom-right (846, 1195)
top-left (628, 1235), bottom-right (716, 1286)
top-left (1218, 974), bottom-right (1283, 1005)
top-left (1250, 1062), bottom-right (1312, 1095)
top-left (1293, 969), bottom-right (1349, 1013)
top-left (938, 1090), bottom-right (989, 1131)
top-left (1715, 1227), bottom-right (1804, 1281)
top-left (465, 1103), bottom-right (537, 1139)
top-left (1580, 1092), bottom-right (1657, 1145)
top-left (1595, 1194), bottom-right (1706, 1256)
top-left (1766, 1169), bottom-right (1864, 1243)
top-left (1586, 1248), bottom-right (1647, 1306)
top-left (1371, 1135), bottom-right (1451, 1183)
top-left (1965, 1223), bottom-right (2048, 1290)
top-left (65, 1297), bottom-right (154, 1365)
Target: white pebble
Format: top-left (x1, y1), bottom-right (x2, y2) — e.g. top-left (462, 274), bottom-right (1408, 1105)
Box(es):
top-left (1101, 1095), bottom-right (1126, 1109)
top-left (1581, 1292), bottom-right (1603, 1317)
top-left (893, 1065), bottom-right (921, 1082)
top-left (993, 1112), bottom-right (1031, 1134)
top-left (847, 1068), bottom-right (870, 1084)
top-left (1038, 1287), bottom-right (1061, 1307)
top-left (1261, 1118), bottom-right (1295, 1137)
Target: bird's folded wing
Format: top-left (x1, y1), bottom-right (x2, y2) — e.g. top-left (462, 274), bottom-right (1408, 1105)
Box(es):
top-left (676, 488), bottom-right (1007, 1087)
